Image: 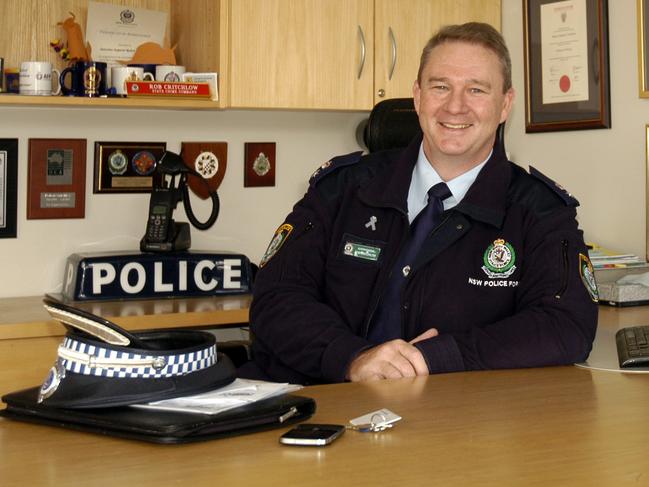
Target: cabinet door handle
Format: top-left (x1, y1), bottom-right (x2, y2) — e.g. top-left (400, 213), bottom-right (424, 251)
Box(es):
top-left (357, 25), bottom-right (366, 80)
top-left (388, 27), bottom-right (397, 80)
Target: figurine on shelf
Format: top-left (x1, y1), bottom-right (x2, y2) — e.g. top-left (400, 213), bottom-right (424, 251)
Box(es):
top-left (120, 42), bottom-right (177, 66)
top-left (50, 39), bottom-right (70, 61)
top-left (57, 12), bottom-right (91, 61)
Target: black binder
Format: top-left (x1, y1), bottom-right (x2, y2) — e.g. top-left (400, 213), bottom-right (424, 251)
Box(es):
top-left (1, 387), bottom-right (316, 444)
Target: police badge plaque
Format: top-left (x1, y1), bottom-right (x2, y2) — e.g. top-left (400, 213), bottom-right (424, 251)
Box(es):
top-left (180, 142), bottom-right (227, 199)
top-left (93, 141), bottom-right (167, 193)
top-left (27, 138), bottom-right (86, 219)
top-left (244, 142), bottom-right (276, 187)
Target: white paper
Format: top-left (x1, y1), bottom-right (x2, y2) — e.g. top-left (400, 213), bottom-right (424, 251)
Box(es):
top-left (85, 1), bottom-right (167, 66)
top-left (132, 378), bottom-right (303, 415)
top-left (540, 0), bottom-right (589, 104)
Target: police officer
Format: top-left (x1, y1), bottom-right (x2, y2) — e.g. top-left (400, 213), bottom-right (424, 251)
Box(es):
top-left (246, 22), bottom-right (598, 384)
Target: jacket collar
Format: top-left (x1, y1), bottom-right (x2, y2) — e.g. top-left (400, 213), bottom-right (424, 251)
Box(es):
top-left (358, 133), bottom-right (510, 228)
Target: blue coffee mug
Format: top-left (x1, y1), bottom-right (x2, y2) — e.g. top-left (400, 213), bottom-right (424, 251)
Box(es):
top-left (60, 61), bottom-right (107, 97)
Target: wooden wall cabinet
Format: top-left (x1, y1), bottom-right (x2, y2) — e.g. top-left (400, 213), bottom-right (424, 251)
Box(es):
top-left (0, 0), bottom-right (500, 111)
top-left (224, 0), bottom-right (501, 110)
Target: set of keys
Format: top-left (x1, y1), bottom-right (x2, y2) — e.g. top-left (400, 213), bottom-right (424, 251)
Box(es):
top-left (347, 408), bottom-right (402, 433)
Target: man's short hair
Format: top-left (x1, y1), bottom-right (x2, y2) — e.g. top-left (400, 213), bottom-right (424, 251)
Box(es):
top-left (417, 22), bottom-right (512, 93)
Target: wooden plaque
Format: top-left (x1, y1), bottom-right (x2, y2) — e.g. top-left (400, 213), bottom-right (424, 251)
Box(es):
top-left (244, 142), bottom-right (276, 188)
top-left (27, 138), bottom-right (86, 219)
top-left (181, 142), bottom-right (228, 199)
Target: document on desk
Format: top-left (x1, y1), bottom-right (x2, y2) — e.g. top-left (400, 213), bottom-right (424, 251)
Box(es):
top-left (133, 379), bottom-right (303, 415)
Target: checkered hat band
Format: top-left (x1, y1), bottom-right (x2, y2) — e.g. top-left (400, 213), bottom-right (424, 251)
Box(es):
top-left (59, 337), bottom-right (217, 378)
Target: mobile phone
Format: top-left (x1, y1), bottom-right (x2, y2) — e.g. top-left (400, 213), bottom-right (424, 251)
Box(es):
top-left (279, 423), bottom-right (345, 446)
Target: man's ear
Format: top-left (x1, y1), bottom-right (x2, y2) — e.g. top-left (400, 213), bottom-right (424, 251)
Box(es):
top-left (499, 88), bottom-right (515, 123)
top-left (412, 79), bottom-right (421, 115)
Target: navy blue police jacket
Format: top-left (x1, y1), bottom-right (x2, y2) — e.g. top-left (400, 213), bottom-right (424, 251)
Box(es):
top-left (249, 134), bottom-right (598, 384)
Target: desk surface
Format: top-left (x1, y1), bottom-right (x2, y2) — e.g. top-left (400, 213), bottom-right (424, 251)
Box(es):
top-left (2, 306), bottom-right (649, 486)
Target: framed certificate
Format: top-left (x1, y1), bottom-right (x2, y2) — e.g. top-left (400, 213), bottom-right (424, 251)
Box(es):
top-left (523, 0), bottom-right (611, 132)
top-left (27, 139), bottom-right (86, 219)
top-left (0, 139), bottom-right (18, 238)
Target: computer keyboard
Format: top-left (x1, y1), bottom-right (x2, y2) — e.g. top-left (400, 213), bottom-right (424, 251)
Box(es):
top-left (615, 326), bottom-right (649, 368)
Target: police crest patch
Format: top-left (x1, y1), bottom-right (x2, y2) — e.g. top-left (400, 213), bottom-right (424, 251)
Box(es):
top-left (260, 223), bottom-right (293, 267)
top-left (579, 253), bottom-right (599, 302)
top-left (482, 239), bottom-right (517, 279)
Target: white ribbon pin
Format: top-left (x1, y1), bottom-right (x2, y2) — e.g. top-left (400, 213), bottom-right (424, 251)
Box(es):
top-left (365, 216), bottom-right (377, 231)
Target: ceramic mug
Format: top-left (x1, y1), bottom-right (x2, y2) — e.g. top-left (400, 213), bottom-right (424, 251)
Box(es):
top-left (60, 61), bottom-right (107, 97)
top-left (19, 61), bottom-right (61, 96)
top-left (155, 64), bottom-right (186, 82)
top-left (111, 66), bottom-right (154, 95)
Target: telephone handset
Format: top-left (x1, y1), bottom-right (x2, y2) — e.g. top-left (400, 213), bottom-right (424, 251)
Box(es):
top-left (140, 151), bottom-right (220, 252)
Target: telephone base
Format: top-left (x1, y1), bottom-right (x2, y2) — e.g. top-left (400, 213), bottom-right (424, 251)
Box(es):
top-left (140, 222), bottom-right (191, 252)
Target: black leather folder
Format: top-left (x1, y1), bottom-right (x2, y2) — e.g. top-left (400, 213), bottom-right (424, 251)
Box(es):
top-left (1, 387), bottom-right (316, 444)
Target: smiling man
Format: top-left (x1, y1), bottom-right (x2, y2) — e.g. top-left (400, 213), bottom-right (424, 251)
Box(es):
top-left (246, 23), bottom-right (598, 384)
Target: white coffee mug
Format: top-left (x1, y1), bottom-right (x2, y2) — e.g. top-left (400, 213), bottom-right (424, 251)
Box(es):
top-left (155, 65), bottom-right (186, 82)
top-left (20, 61), bottom-right (61, 96)
top-left (111, 65), bottom-right (154, 95)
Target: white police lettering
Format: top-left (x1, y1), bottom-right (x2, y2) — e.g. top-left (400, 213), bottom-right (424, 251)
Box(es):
top-left (223, 258), bottom-right (242, 289)
top-left (468, 277), bottom-right (518, 288)
top-left (178, 261), bottom-right (187, 291)
top-left (87, 258), bottom-right (244, 296)
top-left (121, 262), bottom-right (146, 294)
top-left (195, 260), bottom-right (218, 291)
top-left (154, 262), bottom-right (174, 292)
top-left (91, 263), bottom-right (117, 294)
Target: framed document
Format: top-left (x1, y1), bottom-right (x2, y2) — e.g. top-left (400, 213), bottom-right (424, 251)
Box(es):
top-left (27, 139), bottom-right (86, 219)
top-left (94, 141), bottom-right (166, 193)
top-left (638, 0), bottom-right (649, 97)
top-left (0, 139), bottom-right (18, 238)
top-left (523, 0), bottom-right (611, 132)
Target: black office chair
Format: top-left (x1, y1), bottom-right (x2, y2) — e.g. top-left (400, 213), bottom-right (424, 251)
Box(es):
top-left (357, 97), bottom-right (505, 154)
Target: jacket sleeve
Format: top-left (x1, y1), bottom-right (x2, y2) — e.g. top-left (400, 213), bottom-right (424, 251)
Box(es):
top-left (250, 186), bottom-right (373, 384)
top-left (414, 205), bottom-right (599, 373)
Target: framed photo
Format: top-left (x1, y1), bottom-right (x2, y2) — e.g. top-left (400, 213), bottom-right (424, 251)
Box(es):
top-left (94, 141), bottom-right (167, 193)
top-left (27, 138), bottom-right (86, 219)
top-left (638, 0), bottom-right (649, 97)
top-left (523, 0), bottom-right (611, 132)
top-left (0, 139), bottom-right (18, 238)
top-left (244, 142), bottom-right (276, 187)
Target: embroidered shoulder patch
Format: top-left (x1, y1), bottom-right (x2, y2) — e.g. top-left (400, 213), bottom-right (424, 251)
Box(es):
top-left (259, 223), bottom-right (293, 268)
top-left (309, 151), bottom-right (363, 187)
top-left (579, 253), bottom-right (599, 302)
top-left (529, 166), bottom-right (579, 207)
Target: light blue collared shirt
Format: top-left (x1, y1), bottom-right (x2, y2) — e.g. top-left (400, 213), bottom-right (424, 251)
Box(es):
top-left (406, 144), bottom-right (491, 223)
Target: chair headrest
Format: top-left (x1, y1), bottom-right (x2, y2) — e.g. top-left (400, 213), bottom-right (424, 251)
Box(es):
top-left (358, 97), bottom-right (506, 156)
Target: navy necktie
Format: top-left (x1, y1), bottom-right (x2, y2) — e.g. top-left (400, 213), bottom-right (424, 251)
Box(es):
top-left (368, 182), bottom-right (452, 343)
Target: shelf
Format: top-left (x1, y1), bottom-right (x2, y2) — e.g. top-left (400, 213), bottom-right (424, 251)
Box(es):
top-left (0, 94), bottom-right (221, 110)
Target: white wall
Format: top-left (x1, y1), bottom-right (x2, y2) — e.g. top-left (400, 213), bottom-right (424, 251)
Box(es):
top-left (1, 0), bottom-right (646, 297)
top-left (0, 108), bottom-right (366, 297)
top-left (502, 0), bottom-right (647, 259)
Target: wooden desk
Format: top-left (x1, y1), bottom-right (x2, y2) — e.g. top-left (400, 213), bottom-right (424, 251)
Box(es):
top-left (1, 306), bottom-right (649, 486)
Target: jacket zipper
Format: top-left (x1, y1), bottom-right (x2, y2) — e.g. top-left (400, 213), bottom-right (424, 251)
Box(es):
top-left (555, 239), bottom-right (569, 299)
top-left (362, 212), bottom-right (450, 338)
top-left (399, 213), bottom-right (451, 338)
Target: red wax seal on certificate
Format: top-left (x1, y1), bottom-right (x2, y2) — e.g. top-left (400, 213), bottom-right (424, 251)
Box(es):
top-left (559, 75), bottom-right (571, 93)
